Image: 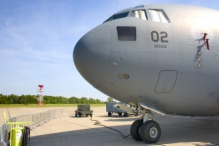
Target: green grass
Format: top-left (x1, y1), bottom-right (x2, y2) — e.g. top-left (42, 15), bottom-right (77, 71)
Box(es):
top-left (0, 104), bottom-right (106, 108)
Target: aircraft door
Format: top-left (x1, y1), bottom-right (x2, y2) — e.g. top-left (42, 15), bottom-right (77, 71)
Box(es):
top-left (155, 70), bottom-right (177, 93)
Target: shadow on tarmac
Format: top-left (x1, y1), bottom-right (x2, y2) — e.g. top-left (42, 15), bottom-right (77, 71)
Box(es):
top-left (30, 115), bottom-right (219, 146)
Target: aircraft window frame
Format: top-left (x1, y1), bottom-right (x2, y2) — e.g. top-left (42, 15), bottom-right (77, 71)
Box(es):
top-left (104, 11), bottom-right (129, 23)
top-left (117, 26), bottom-right (136, 41)
top-left (130, 10), bottom-right (148, 20)
top-left (148, 9), bottom-right (170, 23)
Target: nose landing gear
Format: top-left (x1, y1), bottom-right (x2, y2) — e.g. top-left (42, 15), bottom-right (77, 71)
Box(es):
top-left (130, 119), bottom-right (143, 141)
top-left (130, 104), bottom-right (163, 144)
top-left (139, 120), bottom-right (161, 143)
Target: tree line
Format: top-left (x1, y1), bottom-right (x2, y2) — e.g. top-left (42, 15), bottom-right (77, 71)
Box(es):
top-left (0, 94), bottom-right (106, 104)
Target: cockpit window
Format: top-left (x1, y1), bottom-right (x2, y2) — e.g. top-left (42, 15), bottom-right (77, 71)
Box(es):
top-left (130, 10), bottom-right (147, 20)
top-left (148, 9), bottom-right (170, 23)
top-left (104, 12), bottom-right (129, 23)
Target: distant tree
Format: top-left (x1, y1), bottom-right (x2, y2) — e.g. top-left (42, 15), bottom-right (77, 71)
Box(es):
top-left (107, 97), bottom-right (114, 103)
top-left (95, 99), bottom-right (101, 104)
top-left (81, 97), bottom-right (88, 104)
top-left (0, 94), bottom-right (8, 104)
top-left (69, 96), bottom-right (78, 104)
top-left (0, 94), bottom-right (106, 104)
top-left (25, 95), bottom-right (37, 104)
top-left (89, 98), bottom-right (95, 104)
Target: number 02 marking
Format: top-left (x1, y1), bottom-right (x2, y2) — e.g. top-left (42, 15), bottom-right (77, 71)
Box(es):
top-left (151, 31), bottom-right (168, 43)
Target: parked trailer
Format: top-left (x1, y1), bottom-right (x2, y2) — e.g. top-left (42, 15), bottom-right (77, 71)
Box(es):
top-left (75, 104), bottom-right (93, 117)
top-left (107, 102), bottom-right (139, 117)
top-left (106, 103), bottom-right (128, 117)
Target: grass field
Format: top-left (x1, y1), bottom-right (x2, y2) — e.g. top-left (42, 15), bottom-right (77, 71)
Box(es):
top-left (0, 104), bottom-right (106, 108)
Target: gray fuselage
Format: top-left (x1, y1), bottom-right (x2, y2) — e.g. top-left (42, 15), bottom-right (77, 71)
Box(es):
top-left (74, 4), bottom-right (219, 116)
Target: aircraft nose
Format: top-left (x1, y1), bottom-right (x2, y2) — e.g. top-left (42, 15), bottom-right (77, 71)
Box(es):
top-left (73, 25), bottom-right (111, 87)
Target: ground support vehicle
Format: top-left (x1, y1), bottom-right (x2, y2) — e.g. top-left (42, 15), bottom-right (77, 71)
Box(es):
top-left (106, 102), bottom-right (138, 117)
top-left (75, 104), bottom-right (93, 117)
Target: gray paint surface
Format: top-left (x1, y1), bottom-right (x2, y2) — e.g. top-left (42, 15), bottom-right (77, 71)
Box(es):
top-left (74, 4), bottom-right (219, 116)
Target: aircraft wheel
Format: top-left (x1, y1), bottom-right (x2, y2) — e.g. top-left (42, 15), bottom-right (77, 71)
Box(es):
top-left (108, 112), bottom-right (112, 117)
top-left (130, 119), bottom-right (143, 141)
top-left (124, 112), bottom-right (128, 117)
top-left (139, 120), bottom-right (161, 143)
top-left (118, 113), bottom-right (122, 116)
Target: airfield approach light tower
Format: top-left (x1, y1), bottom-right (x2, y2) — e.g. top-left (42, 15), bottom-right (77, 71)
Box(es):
top-left (37, 85), bottom-right (44, 106)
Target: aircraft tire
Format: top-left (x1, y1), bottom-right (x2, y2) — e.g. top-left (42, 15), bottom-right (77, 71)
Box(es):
top-left (124, 112), bottom-right (128, 117)
top-left (108, 112), bottom-right (112, 117)
top-left (130, 119), bottom-right (143, 141)
top-left (139, 120), bottom-right (161, 143)
top-left (118, 113), bottom-right (122, 116)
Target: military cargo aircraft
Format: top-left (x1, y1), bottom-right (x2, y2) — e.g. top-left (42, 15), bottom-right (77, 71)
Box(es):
top-left (73, 4), bottom-right (219, 143)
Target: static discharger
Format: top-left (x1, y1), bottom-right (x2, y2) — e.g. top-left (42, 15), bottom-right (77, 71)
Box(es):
top-left (201, 33), bottom-right (210, 50)
top-left (205, 39), bottom-right (210, 50)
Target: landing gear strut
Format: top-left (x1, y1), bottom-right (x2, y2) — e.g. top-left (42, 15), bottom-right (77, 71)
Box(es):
top-left (130, 111), bottom-right (161, 143)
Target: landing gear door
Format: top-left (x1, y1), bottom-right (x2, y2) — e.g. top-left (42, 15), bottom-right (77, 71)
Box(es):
top-left (155, 70), bottom-right (177, 93)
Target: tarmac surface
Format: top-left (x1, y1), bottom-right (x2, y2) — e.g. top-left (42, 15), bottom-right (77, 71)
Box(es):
top-left (1, 107), bottom-right (219, 146)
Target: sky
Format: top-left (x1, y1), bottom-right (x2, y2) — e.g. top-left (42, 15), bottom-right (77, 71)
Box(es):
top-left (0, 0), bottom-right (219, 101)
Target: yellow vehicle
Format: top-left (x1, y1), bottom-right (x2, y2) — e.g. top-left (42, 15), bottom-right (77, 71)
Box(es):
top-left (3, 113), bottom-right (33, 146)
